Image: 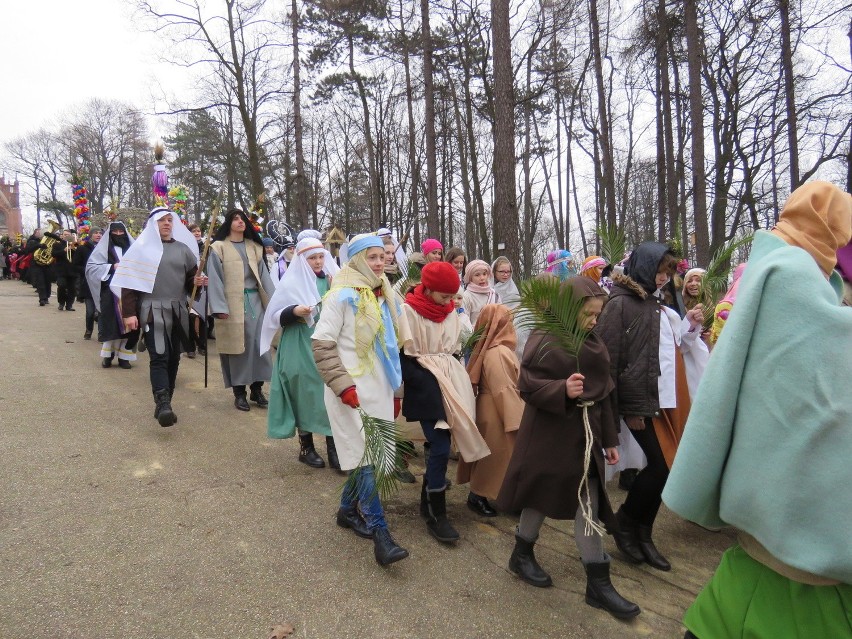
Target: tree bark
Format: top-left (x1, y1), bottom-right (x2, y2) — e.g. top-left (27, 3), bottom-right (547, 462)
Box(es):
top-left (291, 0), bottom-right (309, 229)
top-left (421, 0), bottom-right (439, 238)
top-left (779, 0), bottom-right (800, 189)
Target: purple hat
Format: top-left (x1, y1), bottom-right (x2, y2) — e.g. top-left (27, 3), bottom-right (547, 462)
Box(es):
top-left (836, 241), bottom-right (852, 282)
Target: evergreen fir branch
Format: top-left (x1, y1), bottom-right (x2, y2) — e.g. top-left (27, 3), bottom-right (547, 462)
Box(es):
top-left (698, 233), bottom-right (754, 329)
top-left (597, 224), bottom-right (628, 267)
top-left (344, 409), bottom-right (414, 500)
top-left (515, 277), bottom-right (590, 365)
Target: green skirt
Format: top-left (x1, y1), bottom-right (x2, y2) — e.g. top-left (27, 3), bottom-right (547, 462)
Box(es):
top-left (685, 544), bottom-right (852, 639)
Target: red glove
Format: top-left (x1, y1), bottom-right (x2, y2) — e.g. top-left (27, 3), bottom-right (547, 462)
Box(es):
top-left (340, 386), bottom-right (360, 409)
top-left (393, 398), bottom-right (402, 419)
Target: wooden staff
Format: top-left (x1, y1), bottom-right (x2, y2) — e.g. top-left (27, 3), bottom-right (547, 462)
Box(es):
top-left (190, 190), bottom-right (223, 388)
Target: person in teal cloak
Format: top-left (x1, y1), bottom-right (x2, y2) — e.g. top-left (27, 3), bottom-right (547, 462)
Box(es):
top-left (662, 181), bottom-right (852, 639)
top-left (259, 237), bottom-right (339, 470)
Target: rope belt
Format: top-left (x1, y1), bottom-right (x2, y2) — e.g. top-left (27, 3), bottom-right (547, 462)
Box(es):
top-left (577, 399), bottom-right (607, 537)
top-left (243, 288), bottom-right (259, 320)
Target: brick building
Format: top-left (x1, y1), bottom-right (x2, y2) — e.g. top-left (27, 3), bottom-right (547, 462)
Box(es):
top-left (0, 176), bottom-right (23, 238)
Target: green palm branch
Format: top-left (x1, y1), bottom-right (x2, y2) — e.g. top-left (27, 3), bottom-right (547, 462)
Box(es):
top-left (597, 224), bottom-right (628, 267)
top-left (514, 276), bottom-right (590, 369)
top-left (393, 261), bottom-right (423, 298)
top-left (344, 409), bottom-right (416, 500)
top-left (698, 233), bottom-right (753, 329)
top-left (460, 324), bottom-right (486, 359)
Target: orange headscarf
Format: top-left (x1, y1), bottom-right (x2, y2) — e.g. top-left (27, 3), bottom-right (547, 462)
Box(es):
top-left (466, 304), bottom-right (517, 386)
top-left (772, 181), bottom-right (852, 276)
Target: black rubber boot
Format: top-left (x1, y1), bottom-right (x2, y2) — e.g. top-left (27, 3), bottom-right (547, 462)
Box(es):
top-left (419, 481), bottom-right (430, 518)
top-left (583, 557), bottom-right (641, 619)
top-left (153, 389), bottom-right (176, 427)
top-left (372, 527), bottom-right (409, 566)
top-left (613, 507), bottom-right (645, 564)
top-left (298, 433), bottom-right (325, 468)
top-left (249, 382), bottom-right (268, 407)
top-left (336, 507), bottom-right (372, 539)
top-left (326, 436), bottom-right (341, 471)
top-left (508, 534), bottom-right (553, 587)
top-left (424, 488), bottom-right (459, 543)
top-left (637, 524), bottom-right (671, 571)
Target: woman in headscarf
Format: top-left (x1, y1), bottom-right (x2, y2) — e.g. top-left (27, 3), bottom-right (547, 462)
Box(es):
top-left (85, 222), bottom-right (139, 369)
top-left (497, 277), bottom-right (640, 620)
top-left (261, 237), bottom-right (339, 471)
top-left (579, 256), bottom-right (607, 288)
top-left (663, 182), bottom-right (852, 639)
top-left (458, 304), bottom-right (523, 517)
top-left (311, 233), bottom-right (409, 566)
top-left (681, 268), bottom-right (706, 312)
top-left (208, 209), bottom-right (276, 412)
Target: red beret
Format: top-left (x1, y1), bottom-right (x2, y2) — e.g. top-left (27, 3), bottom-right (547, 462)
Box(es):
top-left (421, 261), bottom-right (461, 294)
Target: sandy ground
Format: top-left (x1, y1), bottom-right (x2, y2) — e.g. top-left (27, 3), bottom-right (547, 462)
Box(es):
top-left (0, 278), bottom-right (733, 638)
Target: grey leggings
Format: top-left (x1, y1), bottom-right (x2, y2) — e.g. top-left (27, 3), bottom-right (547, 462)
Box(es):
top-left (517, 478), bottom-right (605, 563)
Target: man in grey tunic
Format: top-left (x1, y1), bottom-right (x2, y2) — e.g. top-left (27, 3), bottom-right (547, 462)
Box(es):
top-left (113, 208), bottom-right (203, 426)
top-left (207, 209), bottom-right (275, 411)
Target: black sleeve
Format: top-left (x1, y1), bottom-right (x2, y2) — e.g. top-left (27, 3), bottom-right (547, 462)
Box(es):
top-left (279, 305), bottom-right (300, 327)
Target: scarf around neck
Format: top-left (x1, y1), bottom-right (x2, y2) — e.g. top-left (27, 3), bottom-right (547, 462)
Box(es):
top-left (405, 284), bottom-right (454, 323)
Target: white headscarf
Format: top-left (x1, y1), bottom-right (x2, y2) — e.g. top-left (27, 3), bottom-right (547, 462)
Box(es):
top-left (297, 228), bottom-right (340, 278)
top-left (491, 256), bottom-right (520, 309)
top-left (85, 222), bottom-right (134, 312)
top-left (376, 227), bottom-right (408, 275)
top-left (109, 207), bottom-right (199, 297)
top-left (260, 238), bottom-right (334, 354)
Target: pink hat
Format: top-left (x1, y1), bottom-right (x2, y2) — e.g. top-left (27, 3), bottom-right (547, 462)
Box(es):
top-left (421, 238), bottom-right (443, 254)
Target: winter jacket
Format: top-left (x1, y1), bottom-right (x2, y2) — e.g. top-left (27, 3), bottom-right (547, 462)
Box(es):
top-left (594, 274), bottom-right (664, 418)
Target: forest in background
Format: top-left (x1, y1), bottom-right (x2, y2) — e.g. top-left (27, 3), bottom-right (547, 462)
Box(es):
top-left (3, 0), bottom-right (850, 275)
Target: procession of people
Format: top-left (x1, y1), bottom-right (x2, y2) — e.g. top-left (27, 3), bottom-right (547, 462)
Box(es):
top-left (3, 180), bottom-right (851, 638)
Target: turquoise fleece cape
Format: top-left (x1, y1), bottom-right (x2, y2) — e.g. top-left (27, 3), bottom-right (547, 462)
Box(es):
top-left (663, 230), bottom-right (852, 583)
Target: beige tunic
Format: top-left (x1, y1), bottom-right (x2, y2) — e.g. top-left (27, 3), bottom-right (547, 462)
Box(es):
top-left (457, 345), bottom-right (524, 499)
top-left (401, 305), bottom-right (490, 463)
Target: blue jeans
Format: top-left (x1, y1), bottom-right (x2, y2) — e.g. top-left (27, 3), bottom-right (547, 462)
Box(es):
top-left (340, 466), bottom-right (387, 531)
top-left (421, 419), bottom-right (451, 491)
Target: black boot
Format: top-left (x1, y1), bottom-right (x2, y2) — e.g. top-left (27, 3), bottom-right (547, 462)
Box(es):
top-left (169, 388), bottom-right (178, 424)
top-left (153, 389), bottom-right (176, 427)
top-left (508, 534), bottom-right (553, 587)
top-left (102, 356), bottom-right (113, 368)
top-left (467, 492), bottom-right (498, 517)
top-left (298, 433), bottom-right (325, 468)
top-left (336, 506), bottom-right (372, 539)
top-left (372, 527), bottom-right (409, 566)
top-left (326, 436), bottom-right (341, 471)
top-left (613, 507), bottom-right (645, 564)
top-left (637, 524), bottom-right (671, 571)
top-left (424, 488), bottom-right (459, 543)
top-left (584, 557), bottom-right (641, 619)
top-left (249, 383), bottom-right (268, 407)
top-left (234, 393), bottom-right (250, 411)
top-left (419, 481), bottom-right (430, 518)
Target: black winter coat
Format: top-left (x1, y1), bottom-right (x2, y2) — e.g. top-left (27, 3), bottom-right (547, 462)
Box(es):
top-left (594, 272), bottom-right (664, 417)
top-left (400, 352), bottom-right (447, 421)
top-left (73, 241), bottom-right (96, 299)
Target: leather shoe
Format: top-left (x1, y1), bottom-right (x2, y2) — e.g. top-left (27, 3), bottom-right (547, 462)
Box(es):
top-left (467, 493), bottom-right (498, 517)
top-left (637, 524), bottom-right (671, 571)
top-left (336, 508), bottom-right (373, 539)
top-left (118, 359), bottom-right (132, 369)
top-left (234, 395), bottom-right (250, 411)
top-left (83, 331), bottom-right (92, 340)
top-left (101, 357), bottom-right (113, 368)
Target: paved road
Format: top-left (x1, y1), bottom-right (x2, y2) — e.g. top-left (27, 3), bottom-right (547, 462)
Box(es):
top-left (0, 279), bottom-right (733, 639)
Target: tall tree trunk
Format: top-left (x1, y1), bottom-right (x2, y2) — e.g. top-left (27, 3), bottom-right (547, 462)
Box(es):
top-left (421, 0), bottom-right (439, 238)
top-left (779, 0), bottom-right (800, 189)
top-left (291, 0), bottom-right (308, 228)
top-left (657, 0), bottom-right (678, 239)
top-left (348, 36), bottom-right (380, 228)
top-left (588, 0), bottom-right (617, 229)
top-left (490, 0), bottom-right (519, 265)
top-left (684, 0), bottom-right (710, 264)
top-left (400, 2), bottom-right (421, 247)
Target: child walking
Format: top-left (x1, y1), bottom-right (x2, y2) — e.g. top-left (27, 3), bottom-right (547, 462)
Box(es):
top-left (261, 237), bottom-right (339, 470)
top-left (497, 276), bottom-right (640, 619)
top-left (401, 261), bottom-right (490, 543)
top-left (311, 233), bottom-right (409, 566)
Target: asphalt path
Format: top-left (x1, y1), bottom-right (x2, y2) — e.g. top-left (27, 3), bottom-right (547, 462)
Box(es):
top-left (0, 278), bottom-right (734, 638)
